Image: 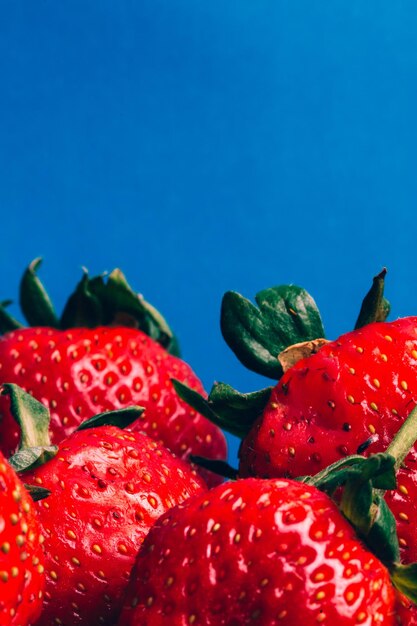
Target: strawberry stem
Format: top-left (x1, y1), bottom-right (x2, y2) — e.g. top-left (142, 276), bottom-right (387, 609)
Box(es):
top-left (384, 404), bottom-right (417, 470)
top-left (301, 405), bottom-right (417, 571)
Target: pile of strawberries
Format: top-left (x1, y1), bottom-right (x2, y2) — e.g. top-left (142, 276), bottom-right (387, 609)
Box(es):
top-left (2, 261), bottom-right (417, 625)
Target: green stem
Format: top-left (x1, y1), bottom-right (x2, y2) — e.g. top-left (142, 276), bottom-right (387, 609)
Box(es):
top-left (304, 454), bottom-right (366, 488)
top-left (385, 404), bottom-right (417, 470)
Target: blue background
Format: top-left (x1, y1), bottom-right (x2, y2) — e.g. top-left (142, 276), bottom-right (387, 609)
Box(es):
top-left (1, 1), bottom-right (417, 466)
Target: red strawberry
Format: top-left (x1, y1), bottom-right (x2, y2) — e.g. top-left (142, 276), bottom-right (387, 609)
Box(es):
top-left (118, 476), bottom-right (397, 626)
top-left (379, 462), bottom-right (417, 626)
top-left (235, 316), bottom-right (417, 612)
top-left (239, 316), bottom-right (417, 479)
top-left (171, 381), bottom-right (417, 625)
top-left (20, 406), bottom-right (206, 625)
top-left (173, 276), bottom-right (417, 625)
top-left (0, 449), bottom-right (45, 626)
top-left (0, 260), bottom-right (227, 486)
top-left (212, 271), bottom-right (411, 481)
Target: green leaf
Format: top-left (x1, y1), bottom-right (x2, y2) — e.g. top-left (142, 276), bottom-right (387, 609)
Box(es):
top-left (10, 446), bottom-right (58, 473)
top-left (172, 379), bottom-right (272, 439)
top-left (60, 270), bottom-right (103, 328)
top-left (332, 454), bottom-right (399, 566)
top-left (305, 455), bottom-right (369, 493)
top-left (10, 261), bottom-right (180, 353)
top-left (221, 285), bottom-right (325, 379)
top-left (370, 466), bottom-right (397, 491)
top-left (172, 380), bottom-right (231, 432)
top-left (139, 297), bottom-right (181, 357)
top-left (339, 454), bottom-right (396, 530)
top-left (189, 455), bottom-right (238, 480)
top-left (2, 384), bottom-right (52, 449)
top-left (385, 404), bottom-right (417, 473)
top-left (19, 258), bottom-right (60, 328)
top-left (306, 452), bottom-right (400, 565)
top-left (366, 495), bottom-right (400, 564)
top-left (95, 268), bottom-right (147, 326)
top-left (76, 406), bottom-right (145, 431)
top-left (355, 268), bottom-right (391, 330)
top-left (341, 474), bottom-right (373, 535)
top-left (2, 383), bottom-right (57, 471)
top-left (23, 484), bottom-right (51, 502)
top-left (391, 563), bottom-right (417, 604)
top-left (208, 382), bottom-right (272, 430)
top-left (88, 269), bottom-right (180, 355)
top-left (0, 300), bottom-right (24, 334)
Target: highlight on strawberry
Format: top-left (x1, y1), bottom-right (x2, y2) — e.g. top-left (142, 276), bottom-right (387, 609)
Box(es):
top-left (5, 264), bottom-right (417, 625)
top-left (3, 383), bottom-right (206, 626)
top-left (0, 259), bottom-right (227, 486)
top-left (119, 402), bottom-right (417, 625)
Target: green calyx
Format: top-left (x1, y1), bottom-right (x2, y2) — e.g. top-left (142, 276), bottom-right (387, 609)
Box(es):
top-left (172, 379), bottom-right (272, 439)
top-left (302, 403), bottom-right (417, 604)
top-left (3, 383), bottom-right (144, 476)
top-left (220, 285), bottom-right (325, 380)
top-left (172, 270), bottom-right (392, 478)
top-left (3, 384), bottom-right (58, 473)
top-left (220, 269), bottom-right (390, 380)
top-left (0, 258), bottom-right (180, 356)
top-left (302, 453), bottom-right (400, 564)
top-left (189, 455), bottom-right (238, 480)
top-left (354, 268), bottom-right (390, 330)
top-left (172, 379), bottom-right (271, 480)
top-left (391, 563), bottom-right (417, 605)
top-left (76, 406), bottom-right (145, 431)
top-left (23, 484), bottom-right (51, 501)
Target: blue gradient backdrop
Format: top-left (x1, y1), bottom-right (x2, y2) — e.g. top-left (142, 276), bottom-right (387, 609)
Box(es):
top-left (1, 2), bottom-right (417, 466)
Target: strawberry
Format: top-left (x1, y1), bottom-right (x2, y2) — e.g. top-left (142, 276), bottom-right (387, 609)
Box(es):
top-left (118, 476), bottom-right (397, 626)
top-left (173, 273), bottom-right (417, 625)
top-left (6, 384), bottom-right (207, 626)
top-left (232, 315), bottom-right (417, 591)
top-left (0, 260), bottom-right (226, 486)
top-left (118, 399), bottom-right (417, 626)
top-left (0, 448), bottom-right (45, 626)
top-left (238, 315), bottom-right (417, 479)
top-left (175, 273), bottom-right (417, 518)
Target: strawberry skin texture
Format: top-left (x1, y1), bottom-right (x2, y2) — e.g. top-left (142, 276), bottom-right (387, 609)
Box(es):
top-left (23, 425), bottom-right (206, 626)
top-left (240, 317), bottom-right (417, 479)
top-left (0, 450), bottom-right (45, 626)
top-left (119, 477), bottom-right (396, 626)
top-left (0, 326), bottom-right (227, 485)
top-left (238, 318), bottom-right (417, 625)
top-left (395, 594), bottom-right (417, 626)
top-left (384, 473), bottom-right (417, 625)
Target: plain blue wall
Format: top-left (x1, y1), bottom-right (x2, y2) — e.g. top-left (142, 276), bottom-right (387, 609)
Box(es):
top-left (1, 1), bottom-right (417, 466)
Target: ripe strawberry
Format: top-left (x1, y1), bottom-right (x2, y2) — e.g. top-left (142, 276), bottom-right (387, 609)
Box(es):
top-left (118, 477), bottom-right (397, 626)
top-left (239, 316), bottom-right (417, 480)
top-left (176, 273), bottom-right (417, 512)
top-left (21, 415), bottom-right (206, 625)
top-left (380, 464), bottom-right (417, 626)
top-left (174, 275), bottom-right (417, 624)
top-left (168, 384), bottom-right (417, 625)
top-left (0, 260), bottom-right (227, 486)
top-left (0, 449), bottom-right (45, 626)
